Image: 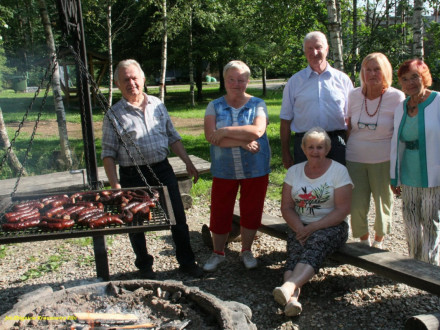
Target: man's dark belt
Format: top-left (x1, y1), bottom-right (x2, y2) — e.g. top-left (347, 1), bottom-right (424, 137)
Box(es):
top-left (120, 159), bottom-right (167, 171)
top-left (294, 130), bottom-right (346, 139)
top-left (405, 140), bottom-right (419, 150)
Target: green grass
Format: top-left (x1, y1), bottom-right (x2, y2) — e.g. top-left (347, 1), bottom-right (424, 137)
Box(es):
top-left (20, 254), bottom-right (68, 281)
top-left (0, 245), bottom-right (7, 259)
top-left (0, 85), bottom-right (286, 202)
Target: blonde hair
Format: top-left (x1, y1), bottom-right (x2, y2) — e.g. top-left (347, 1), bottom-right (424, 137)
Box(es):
top-left (301, 127), bottom-right (331, 152)
top-left (223, 60), bottom-right (251, 79)
top-left (360, 53), bottom-right (393, 91)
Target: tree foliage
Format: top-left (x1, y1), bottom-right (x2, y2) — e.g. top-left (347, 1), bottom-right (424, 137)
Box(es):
top-left (0, 0), bottom-right (436, 90)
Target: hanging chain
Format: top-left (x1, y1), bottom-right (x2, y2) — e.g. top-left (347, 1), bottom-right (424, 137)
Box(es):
top-left (0, 57), bottom-right (53, 172)
top-left (10, 53), bottom-right (58, 198)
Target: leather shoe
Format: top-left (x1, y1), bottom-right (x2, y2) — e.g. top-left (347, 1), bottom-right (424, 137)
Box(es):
top-left (139, 267), bottom-right (156, 279)
top-left (179, 263), bottom-right (204, 278)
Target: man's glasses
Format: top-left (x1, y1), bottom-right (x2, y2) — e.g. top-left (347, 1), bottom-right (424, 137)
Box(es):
top-left (358, 122), bottom-right (377, 130)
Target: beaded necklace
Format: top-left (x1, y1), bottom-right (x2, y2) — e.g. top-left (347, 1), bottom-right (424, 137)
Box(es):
top-left (364, 92), bottom-right (383, 117)
top-left (364, 89), bottom-right (385, 117)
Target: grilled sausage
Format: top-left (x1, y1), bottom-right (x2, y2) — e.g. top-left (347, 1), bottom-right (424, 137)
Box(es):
top-left (49, 197), bottom-right (70, 208)
top-left (77, 213), bottom-right (103, 226)
top-left (122, 201), bottom-right (140, 211)
top-left (5, 208), bottom-right (39, 222)
top-left (131, 202), bottom-right (150, 214)
top-left (44, 206), bottom-right (65, 218)
top-left (41, 194), bottom-right (68, 205)
top-left (121, 209), bottom-right (134, 223)
top-left (13, 201), bottom-right (44, 211)
top-left (45, 219), bottom-right (75, 230)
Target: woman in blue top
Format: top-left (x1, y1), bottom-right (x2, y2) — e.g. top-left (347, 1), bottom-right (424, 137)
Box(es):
top-left (203, 60), bottom-right (271, 272)
top-left (390, 59), bottom-right (440, 266)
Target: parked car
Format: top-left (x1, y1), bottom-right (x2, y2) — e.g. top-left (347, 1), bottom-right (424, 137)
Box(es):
top-left (155, 71), bottom-right (177, 84)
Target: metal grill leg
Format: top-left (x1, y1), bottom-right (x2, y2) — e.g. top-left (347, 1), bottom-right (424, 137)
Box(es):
top-left (93, 236), bottom-right (109, 280)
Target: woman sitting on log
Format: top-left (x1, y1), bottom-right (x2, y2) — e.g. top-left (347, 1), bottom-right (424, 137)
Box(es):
top-left (273, 127), bottom-right (353, 316)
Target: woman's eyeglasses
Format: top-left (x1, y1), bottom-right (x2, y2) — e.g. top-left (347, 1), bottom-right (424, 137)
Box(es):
top-left (358, 122), bottom-right (377, 130)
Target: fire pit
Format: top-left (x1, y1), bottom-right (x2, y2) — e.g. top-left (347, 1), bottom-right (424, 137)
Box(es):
top-left (0, 280), bottom-right (256, 329)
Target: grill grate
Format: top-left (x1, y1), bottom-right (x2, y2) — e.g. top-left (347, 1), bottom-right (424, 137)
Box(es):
top-left (0, 187), bottom-right (175, 244)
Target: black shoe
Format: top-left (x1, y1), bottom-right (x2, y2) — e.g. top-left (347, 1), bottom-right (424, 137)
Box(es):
top-left (139, 267), bottom-right (156, 279)
top-left (179, 263), bottom-right (204, 278)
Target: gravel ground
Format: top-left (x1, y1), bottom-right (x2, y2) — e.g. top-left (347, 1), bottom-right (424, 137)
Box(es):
top-left (1, 195), bottom-right (439, 329)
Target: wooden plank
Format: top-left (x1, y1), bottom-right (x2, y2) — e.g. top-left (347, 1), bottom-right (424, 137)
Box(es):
top-left (332, 244), bottom-right (440, 295)
top-left (0, 156), bottom-right (211, 199)
top-left (232, 207), bottom-right (440, 295)
top-left (74, 312), bottom-right (138, 323)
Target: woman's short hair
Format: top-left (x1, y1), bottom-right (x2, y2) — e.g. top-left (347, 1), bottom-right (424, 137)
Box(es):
top-left (303, 31), bottom-right (328, 52)
top-left (223, 60), bottom-right (251, 79)
top-left (360, 53), bottom-right (393, 91)
top-left (114, 59), bottom-right (145, 83)
top-left (301, 127), bottom-right (331, 152)
top-left (397, 59), bottom-right (432, 88)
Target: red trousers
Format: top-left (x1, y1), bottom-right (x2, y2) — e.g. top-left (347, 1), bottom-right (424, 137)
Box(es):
top-left (209, 175), bottom-right (269, 234)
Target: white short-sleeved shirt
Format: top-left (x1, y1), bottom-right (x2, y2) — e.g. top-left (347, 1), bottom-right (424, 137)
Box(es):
top-left (280, 64), bottom-right (353, 133)
top-left (346, 87), bottom-right (405, 163)
top-left (284, 161), bottom-right (353, 224)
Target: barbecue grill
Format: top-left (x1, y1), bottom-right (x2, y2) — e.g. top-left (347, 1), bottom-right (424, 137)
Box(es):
top-left (0, 187), bottom-right (175, 245)
top-left (0, 186), bottom-right (176, 280)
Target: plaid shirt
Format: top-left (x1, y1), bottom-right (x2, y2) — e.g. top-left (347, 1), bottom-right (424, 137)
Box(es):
top-left (101, 94), bottom-right (181, 166)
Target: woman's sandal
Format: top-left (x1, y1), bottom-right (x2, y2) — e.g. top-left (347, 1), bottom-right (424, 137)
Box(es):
top-left (284, 299), bottom-right (302, 317)
top-left (273, 286), bottom-right (291, 306)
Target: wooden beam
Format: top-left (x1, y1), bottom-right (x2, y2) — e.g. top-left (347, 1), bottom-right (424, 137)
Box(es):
top-left (232, 207), bottom-right (440, 295)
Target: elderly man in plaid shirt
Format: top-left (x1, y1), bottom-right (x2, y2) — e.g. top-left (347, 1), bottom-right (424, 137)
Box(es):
top-left (101, 59), bottom-right (203, 279)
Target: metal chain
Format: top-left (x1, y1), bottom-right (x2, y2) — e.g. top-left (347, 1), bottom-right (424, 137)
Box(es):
top-left (10, 53), bottom-right (58, 198)
top-left (0, 58), bottom-right (53, 172)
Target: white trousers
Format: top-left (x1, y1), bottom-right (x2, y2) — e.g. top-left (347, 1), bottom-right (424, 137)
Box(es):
top-left (401, 185), bottom-right (440, 266)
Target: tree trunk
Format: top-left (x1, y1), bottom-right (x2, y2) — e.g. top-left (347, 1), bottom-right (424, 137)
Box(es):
top-left (385, 0), bottom-right (390, 27)
top-left (107, 0), bottom-right (113, 107)
top-left (159, 0), bottom-right (168, 103)
top-left (37, 0), bottom-right (73, 169)
top-left (218, 60), bottom-right (225, 92)
top-left (351, 0), bottom-right (358, 83)
top-left (188, 8), bottom-right (195, 107)
top-left (326, 0), bottom-right (344, 70)
top-left (262, 67), bottom-right (267, 97)
top-left (196, 58), bottom-right (203, 101)
top-left (0, 107), bottom-right (28, 176)
top-left (413, 0), bottom-right (424, 58)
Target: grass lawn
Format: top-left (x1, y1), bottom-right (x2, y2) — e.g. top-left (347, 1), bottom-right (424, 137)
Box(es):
top-left (0, 85), bottom-right (286, 200)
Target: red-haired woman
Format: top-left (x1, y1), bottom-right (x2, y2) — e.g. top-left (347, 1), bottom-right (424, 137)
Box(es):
top-left (390, 59), bottom-right (440, 266)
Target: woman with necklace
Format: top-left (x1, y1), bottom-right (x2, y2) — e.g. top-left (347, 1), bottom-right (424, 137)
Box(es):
top-left (390, 59), bottom-right (440, 266)
top-left (273, 127), bottom-right (352, 316)
top-left (346, 53), bottom-right (405, 248)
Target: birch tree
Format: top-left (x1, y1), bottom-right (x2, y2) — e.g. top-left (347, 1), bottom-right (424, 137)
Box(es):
top-left (0, 107), bottom-right (27, 176)
top-left (158, 0), bottom-right (168, 102)
top-left (327, 0), bottom-right (344, 70)
top-left (107, 1), bottom-right (113, 106)
top-left (413, 0), bottom-right (424, 58)
top-left (37, 0), bottom-right (73, 169)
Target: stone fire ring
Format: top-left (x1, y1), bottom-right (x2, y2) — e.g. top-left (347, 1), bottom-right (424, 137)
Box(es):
top-left (0, 280), bottom-right (257, 329)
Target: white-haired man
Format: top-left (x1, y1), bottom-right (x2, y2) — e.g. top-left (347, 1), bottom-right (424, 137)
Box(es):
top-left (280, 31), bottom-right (353, 168)
top-left (101, 59), bottom-right (203, 279)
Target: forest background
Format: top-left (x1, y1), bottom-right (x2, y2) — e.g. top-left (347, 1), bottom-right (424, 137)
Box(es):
top-left (0, 0), bottom-right (440, 192)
